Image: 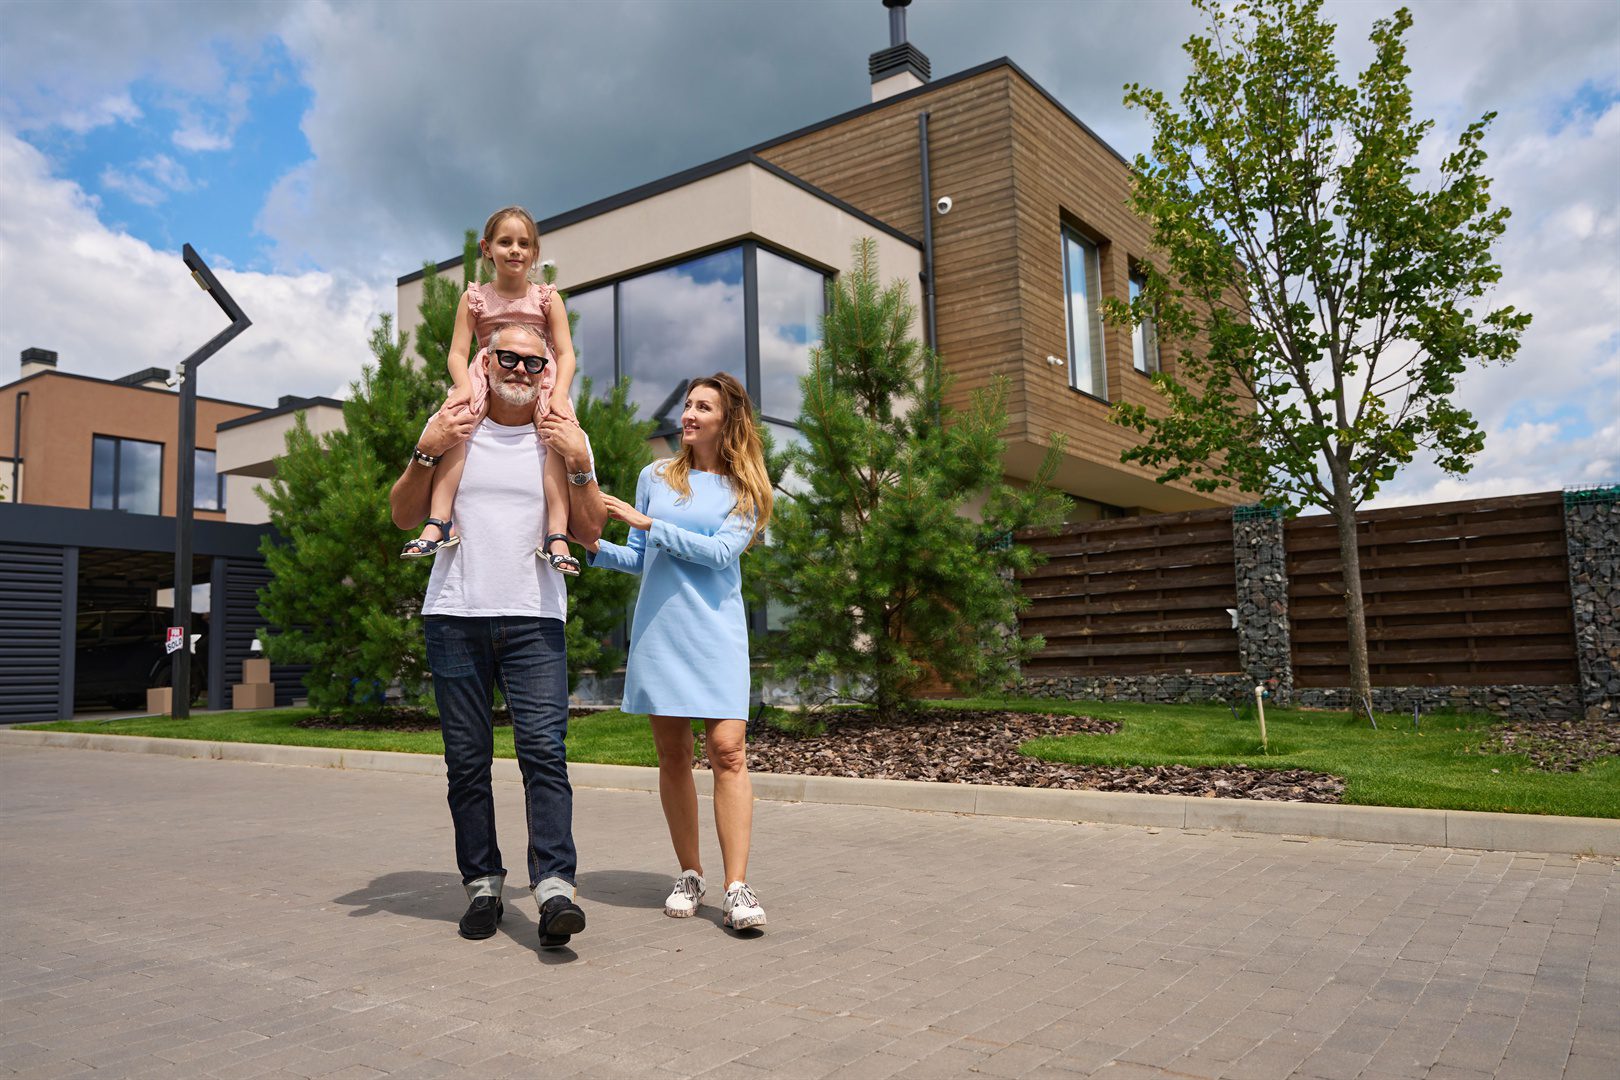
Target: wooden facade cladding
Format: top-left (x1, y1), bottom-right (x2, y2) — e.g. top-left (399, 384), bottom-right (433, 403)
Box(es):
top-left (758, 63), bottom-right (1243, 514)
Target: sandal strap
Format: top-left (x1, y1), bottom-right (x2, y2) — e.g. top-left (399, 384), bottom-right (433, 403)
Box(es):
top-left (426, 517), bottom-right (452, 529)
top-left (544, 533), bottom-right (569, 544)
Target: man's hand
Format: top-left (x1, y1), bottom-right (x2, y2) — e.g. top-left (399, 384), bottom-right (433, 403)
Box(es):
top-left (420, 402), bottom-right (478, 457)
top-left (538, 413), bottom-right (590, 470)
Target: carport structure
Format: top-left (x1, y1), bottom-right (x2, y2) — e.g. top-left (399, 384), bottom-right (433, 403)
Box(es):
top-left (0, 503), bottom-right (298, 722)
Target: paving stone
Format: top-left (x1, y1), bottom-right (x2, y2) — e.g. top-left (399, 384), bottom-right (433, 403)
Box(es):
top-left (0, 743), bottom-right (1614, 1080)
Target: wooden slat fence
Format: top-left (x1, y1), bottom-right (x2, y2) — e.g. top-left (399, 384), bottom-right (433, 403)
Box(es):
top-left (1017, 508), bottom-right (1242, 677)
top-left (1285, 492), bottom-right (1578, 688)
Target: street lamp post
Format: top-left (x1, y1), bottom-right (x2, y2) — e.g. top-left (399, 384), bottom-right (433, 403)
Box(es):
top-left (172, 244), bottom-right (251, 719)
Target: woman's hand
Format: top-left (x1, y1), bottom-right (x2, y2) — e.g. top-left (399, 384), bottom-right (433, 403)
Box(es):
top-left (601, 493), bottom-right (652, 531)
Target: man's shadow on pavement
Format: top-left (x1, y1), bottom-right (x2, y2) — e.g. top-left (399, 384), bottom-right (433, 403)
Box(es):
top-left (332, 871), bottom-right (581, 964)
top-left (576, 870), bottom-right (749, 933)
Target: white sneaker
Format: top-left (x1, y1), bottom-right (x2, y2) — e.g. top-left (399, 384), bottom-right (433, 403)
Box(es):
top-left (722, 881), bottom-right (766, 930)
top-left (664, 870), bottom-right (706, 918)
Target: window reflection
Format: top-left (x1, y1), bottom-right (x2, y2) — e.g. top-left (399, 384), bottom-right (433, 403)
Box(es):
top-left (91, 435), bottom-right (116, 509)
top-left (619, 248), bottom-right (745, 428)
top-left (756, 250), bottom-right (825, 423)
top-left (195, 449), bottom-right (224, 511)
top-left (1063, 228), bottom-right (1106, 399)
top-left (121, 439), bottom-right (162, 515)
top-left (764, 421), bottom-right (810, 497)
top-left (566, 286), bottom-right (614, 403)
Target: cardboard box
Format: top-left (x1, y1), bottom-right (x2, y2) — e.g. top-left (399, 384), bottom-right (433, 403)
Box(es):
top-left (146, 687), bottom-right (172, 715)
top-left (232, 682), bottom-right (277, 710)
top-left (242, 658), bottom-right (272, 684)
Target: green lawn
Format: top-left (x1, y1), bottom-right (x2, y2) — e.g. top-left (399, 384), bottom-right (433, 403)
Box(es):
top-left (23, 697), bottom-right (1619, 819)
top-left (24, 709), bottom-right (665, 767)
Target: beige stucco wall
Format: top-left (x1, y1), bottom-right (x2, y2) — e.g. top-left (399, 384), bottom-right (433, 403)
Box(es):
top-left (215, 402), bottom-right (347, 524)
top-left (395, 162), bottom-right (922, 348)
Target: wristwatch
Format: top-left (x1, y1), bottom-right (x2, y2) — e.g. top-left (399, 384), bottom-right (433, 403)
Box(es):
top-left (568, 468), bottom-right (596, 487)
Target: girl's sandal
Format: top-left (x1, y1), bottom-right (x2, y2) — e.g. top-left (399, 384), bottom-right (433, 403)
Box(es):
top-left (401, 517), bottom-right (459, 559)
top-left (540, 533), bottom-right (582, 576)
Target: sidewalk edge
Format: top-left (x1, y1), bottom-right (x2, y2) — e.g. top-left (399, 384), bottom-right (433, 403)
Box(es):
top-left (3, 728), bottom-right (1614, 856)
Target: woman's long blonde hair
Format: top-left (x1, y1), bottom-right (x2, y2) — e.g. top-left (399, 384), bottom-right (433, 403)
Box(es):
top-left (658, 372), bottom-right (773, 546)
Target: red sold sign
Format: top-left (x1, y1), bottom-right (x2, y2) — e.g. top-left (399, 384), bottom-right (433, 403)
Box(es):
top-left (165, 626), bottom-right (185, 654)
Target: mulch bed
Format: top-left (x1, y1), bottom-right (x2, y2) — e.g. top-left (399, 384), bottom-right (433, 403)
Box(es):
top-left (293, 705), bottom-right (1345, 803)
top-left (1477, 714), bottom-right (1620, 772)
top-left (704, 708), bottom-right (1347, 803)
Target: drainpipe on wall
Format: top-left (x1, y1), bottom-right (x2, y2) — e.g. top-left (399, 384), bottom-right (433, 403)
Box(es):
top-left (10, 391), bottom-right (25, 502)
top-left (918, 111), bottom-right (940, 426)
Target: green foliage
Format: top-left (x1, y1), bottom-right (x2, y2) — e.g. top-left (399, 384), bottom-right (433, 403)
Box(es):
top-left (256, 312), bottom-right (444, 712)
top-left (563, 375), bottom-right (654, 687)
top-left (755, 239), bottom-right (1072, 720)
top-left (1107, 0), bottom-right (1530, 699)
top-left (1111, 0), bottom-right (1527, 513)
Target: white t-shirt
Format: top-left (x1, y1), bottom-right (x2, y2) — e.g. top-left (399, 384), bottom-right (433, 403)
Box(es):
top-left (421, 419), bottom-right (591, 619)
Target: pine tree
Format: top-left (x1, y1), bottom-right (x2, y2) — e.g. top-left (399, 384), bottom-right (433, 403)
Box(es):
top-left (256, 312), bottom-right (443, 711)
top-left (757, 239), bottom-right (1072, 721)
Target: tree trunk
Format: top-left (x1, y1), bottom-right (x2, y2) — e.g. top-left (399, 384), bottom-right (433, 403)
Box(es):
top-left (1328, 469), bottom-right (1374, 711)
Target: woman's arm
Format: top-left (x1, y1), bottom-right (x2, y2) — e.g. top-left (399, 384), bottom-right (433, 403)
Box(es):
top-left (644, 513), bottom-right (755, 572)
top-left (587, 468), bottom-right (650, 575)
top-left (445, 291), bottom-right (476, 407)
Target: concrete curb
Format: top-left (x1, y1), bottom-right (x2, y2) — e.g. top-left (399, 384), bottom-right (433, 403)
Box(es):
top-left (3, 728), bottom-right (1616, 856)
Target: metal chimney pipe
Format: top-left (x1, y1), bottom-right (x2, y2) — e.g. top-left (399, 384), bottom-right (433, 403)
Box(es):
top-left (885, 0), bottom-right (910, 47)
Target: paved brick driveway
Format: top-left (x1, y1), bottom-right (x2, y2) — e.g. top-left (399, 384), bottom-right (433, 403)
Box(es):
top-left (0, 744), bottom-right (1615, 1079)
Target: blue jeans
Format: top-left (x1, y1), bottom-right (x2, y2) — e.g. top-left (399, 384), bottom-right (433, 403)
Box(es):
top-left (423, 616), bottom-right (574, 894)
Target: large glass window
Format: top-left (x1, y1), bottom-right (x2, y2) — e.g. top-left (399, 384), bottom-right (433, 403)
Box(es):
top-left (1130, 271), bottom-right (1160, 375)
top-left (194, 448), bottom-right (225, 512)
top-left (1062, 227), bottom-right (1107, 399)
top-left (566, 285), bottom-right (615, 403)
top-left (619, 247), bottom-right (746, 430)
top-left (755, 249), bottom-right (826, 424)
top-left (90, 435), bottom-right (162, 515)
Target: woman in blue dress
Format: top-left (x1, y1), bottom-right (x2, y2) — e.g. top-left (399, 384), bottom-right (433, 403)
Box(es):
top-left (587, 373), bottom-right (774, 930)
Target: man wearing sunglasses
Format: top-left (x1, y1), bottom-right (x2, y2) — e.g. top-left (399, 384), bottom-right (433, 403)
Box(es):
top-left (389, 322), bottom-right (606, 950)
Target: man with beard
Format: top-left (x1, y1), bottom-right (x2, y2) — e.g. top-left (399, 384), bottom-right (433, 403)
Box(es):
top-left (389, 322), bottom-right (605, 948)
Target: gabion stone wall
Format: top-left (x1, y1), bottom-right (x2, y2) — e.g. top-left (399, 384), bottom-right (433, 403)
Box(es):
top-left (1565, 492), bottom-right (1619, 723)
top-left (1293, 684), bottom-right (1584, 723)
top-left (1232, 508), bottom-right (1294, 702)
top-left (1019, 672), bottom-right (1253, 706)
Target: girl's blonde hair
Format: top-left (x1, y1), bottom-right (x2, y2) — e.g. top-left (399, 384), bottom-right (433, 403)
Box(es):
top-left (658, 372), bottom-right (773, 546)
top-left (477, 205), bottom-right (541, 281)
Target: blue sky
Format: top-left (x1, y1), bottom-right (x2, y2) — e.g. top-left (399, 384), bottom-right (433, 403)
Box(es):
top-left (1, 0), bottom-right (1615, 505)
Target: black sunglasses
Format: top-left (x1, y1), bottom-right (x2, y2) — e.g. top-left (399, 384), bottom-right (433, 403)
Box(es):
top-left (494, 349), bottom-right (549, 374)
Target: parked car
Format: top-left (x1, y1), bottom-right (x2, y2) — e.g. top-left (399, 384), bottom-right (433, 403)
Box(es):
top-left (75, 608), bottom-right (207, 710)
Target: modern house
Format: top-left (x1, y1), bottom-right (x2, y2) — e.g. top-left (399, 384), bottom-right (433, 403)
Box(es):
top-left (395, 7), bottom-right (1240, 520)
top-left (0, 349), bottom-right (325, 721)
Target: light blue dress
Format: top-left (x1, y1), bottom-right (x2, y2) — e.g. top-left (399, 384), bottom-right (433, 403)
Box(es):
top-left (590, 462), bottom-right (755, 719)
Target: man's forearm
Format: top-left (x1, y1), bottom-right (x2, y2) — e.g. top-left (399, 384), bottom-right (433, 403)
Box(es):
top-left (566, 478), bottom-right (606, 545)
top-left (390, 462), bottom-right (434, 529)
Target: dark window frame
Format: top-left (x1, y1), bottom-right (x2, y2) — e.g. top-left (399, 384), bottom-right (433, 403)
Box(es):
top-left (90, 433), bottom-right (165, 515)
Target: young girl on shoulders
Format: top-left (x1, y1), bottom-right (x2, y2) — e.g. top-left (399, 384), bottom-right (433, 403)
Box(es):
top-left (400, 205), bottom-right (582, 574)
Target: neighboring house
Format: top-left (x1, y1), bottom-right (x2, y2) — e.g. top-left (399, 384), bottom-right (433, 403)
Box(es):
top-left (0, 348), bottom-right (313, 721)
top-left (395, 24), bottom-right (1238, 519)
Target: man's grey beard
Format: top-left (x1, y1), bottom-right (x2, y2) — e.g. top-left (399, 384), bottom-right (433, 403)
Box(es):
top-left (491, 376), bottom-right (539, 408)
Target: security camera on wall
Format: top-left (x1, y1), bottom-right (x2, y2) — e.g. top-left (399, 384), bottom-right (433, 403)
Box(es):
top-left (936, 196), bottom-right (953, 215)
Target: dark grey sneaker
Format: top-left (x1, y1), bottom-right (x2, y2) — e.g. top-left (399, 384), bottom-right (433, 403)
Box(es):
top-left (458, 895), bottom-right (503, 940)
top-left (538, 895), bottom-right (585, 948)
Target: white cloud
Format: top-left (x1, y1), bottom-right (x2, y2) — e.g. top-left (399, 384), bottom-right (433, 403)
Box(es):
top-left (52, 93), bottom-right (143, 136)
top-left (100, 153), bottom-right (198, 206)
top-left (0, 129), bottom-right (386, 408)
